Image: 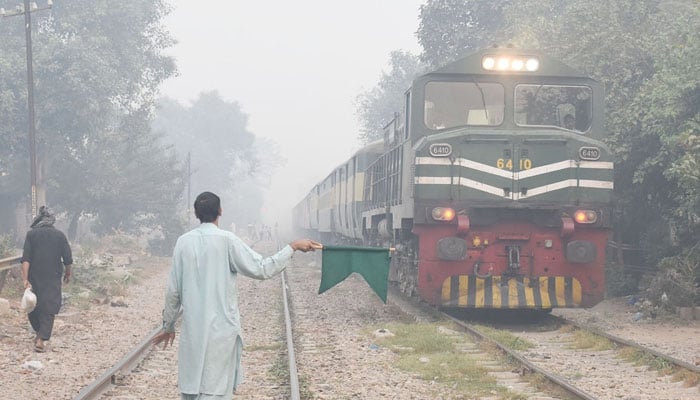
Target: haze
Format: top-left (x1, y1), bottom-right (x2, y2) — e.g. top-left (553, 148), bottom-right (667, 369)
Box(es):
top-left (160, 1), bottom-right (424, 230)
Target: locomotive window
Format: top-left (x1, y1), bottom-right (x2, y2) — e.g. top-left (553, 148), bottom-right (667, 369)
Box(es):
top-left (424, 82), bottom-right (504, 130)
top-left (515, 84), bottom-right (592, 133)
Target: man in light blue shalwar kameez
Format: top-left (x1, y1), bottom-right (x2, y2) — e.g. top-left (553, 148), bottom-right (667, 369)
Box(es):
top-left (153, 192), bottom-right (321, 400)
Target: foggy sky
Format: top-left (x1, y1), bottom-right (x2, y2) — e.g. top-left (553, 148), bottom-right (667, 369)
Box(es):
top-left (160, 1), bottom-right (424, 230)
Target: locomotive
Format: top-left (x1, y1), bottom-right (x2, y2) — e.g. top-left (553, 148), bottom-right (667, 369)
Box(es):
top-left (293, 47), bottom-right (613, 310)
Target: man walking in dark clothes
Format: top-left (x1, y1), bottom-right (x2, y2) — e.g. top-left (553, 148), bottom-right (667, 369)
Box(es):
top-left (21, 206), bottom-right (73, 352)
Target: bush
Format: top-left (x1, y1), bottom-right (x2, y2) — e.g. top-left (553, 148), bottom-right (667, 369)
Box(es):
top-left (606, 261), bottom-right (640, 297)
top-left (148, 216), bottom-right (186, 257)
top-left (0, 234), bottom-right (13, 258)
top-left (645, 247), bottom-right (699, 308)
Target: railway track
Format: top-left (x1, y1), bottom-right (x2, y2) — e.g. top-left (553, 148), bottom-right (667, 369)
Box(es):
top-left (549, 314), bottom-right (700, 375)
top-left (76, 244), bottom-right (300, 400)
top-left (9, 243), bottom-right (697, 399)
top-left (0, 255), bottom-right (21, 272)
top-left (435, 308), bottom-right (700, 400)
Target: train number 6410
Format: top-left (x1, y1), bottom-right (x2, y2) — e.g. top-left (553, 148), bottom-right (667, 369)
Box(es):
top-left (497, 158), bottom-right (532, 170)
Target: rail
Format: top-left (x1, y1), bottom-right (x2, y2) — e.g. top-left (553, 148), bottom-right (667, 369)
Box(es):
top-left (442, 313), bottom-right (597, 400)
top-left (72, 307), bottom-right (182, 400)
top-left (74, 239), bottom-right (299, 399)
top-left (551, 315), bottom-right (700, 374)
top-left (277, 236), bottom-right (300, 400)
top-left (282, 270), bottom-right (300, 400)
top-left (0, 255), bottom-right (22, 272)
top-left (72, 325), bottom-right (163, 400)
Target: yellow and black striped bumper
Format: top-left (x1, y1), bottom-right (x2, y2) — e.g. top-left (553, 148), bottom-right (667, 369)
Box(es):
top-left (441, 275), bottom-right (582, 308)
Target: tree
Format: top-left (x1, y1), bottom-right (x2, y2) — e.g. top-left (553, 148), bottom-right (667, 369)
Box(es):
top-left (153, 92), bottom-right (280, 229)
top-left (417, 0), bottom-right (516, 68)
top-left (0, 0), bottom-right (182, 249)
top-left (355, 0), bottom-right (517, 145)
top-left (505, 0), bottom-right (699, 261)
top-left (355, 51), bottom-right (425, 144)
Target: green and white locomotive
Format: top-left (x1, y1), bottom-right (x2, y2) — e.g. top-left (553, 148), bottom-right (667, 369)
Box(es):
top-left (293, 47), bottom-right (613, 309)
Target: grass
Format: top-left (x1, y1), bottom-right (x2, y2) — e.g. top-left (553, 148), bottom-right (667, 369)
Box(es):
top-left (618, 347), bottom-right (700, 387)
top-left (0, 233), bottom-right (162, 312)
top-left (567, 329), bottom-right (614, 351)
top-left (64, 259), bottom-right (146, 309)
top-left (564, 328), bottom-right (700, 390)
top-left (369, 322), bottom-right (527, 398)
top-left (474, 324), bottom-right (536, 352)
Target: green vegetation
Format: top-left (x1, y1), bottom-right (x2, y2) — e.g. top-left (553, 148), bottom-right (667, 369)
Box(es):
top-left (153, 93), bottom-right (279, 231)
top-left (371, 322), bottom-right (523, 398)
top-left (0, 0), bottom-right (183, 250)
top-left (474, 324), bottom-right (535, 352)
top-left (567, 329), bottom-right (614, 351)
top-left (63, 249), bottom-right (151, 309)
top-left (646, 248), bottom-right (700, 308)
top-left (0, 1), bottom-right (278, 255)
top-left (0, 234), bottom-right (13, 258)
top-left (614, 343), bottom-right (700, 388)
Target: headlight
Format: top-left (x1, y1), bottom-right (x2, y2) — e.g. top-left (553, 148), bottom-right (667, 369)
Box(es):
top-left (432, 207), bottom-right (455, 221)
top-left (482, 57), bottom-right (496, 70)
top-left (511, 59), bottom-right (524, 71)
top-left (525, 58), bottom-right (539, 71)
top-left (574, 210), bottom-right (598, 224)
top-left (482, 55), bottom-right (540, 72)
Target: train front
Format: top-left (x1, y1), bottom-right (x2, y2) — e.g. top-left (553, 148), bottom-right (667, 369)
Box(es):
top-left (410, 50), bottom-right (613, 309)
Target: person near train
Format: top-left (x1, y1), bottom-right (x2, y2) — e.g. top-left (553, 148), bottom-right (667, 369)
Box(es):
top-left (152, 191), bottom-right (321, 400)
top-left (21, 206), bottom-right (73, 353)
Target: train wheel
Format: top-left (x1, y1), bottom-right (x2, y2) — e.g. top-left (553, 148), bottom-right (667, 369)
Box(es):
top-left (396, 252), bottom-right (418, 297)
top-left (398, 231), bottom-right (418, 297)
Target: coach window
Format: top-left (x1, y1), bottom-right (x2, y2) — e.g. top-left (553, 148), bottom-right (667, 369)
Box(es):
top-left (424, 81), bottom-right (504, 130)
top-left (514, 84), bottom-right (592, 133)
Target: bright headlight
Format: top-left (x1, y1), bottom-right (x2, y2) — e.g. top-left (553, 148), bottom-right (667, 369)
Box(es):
top-left (511, 59), bottom-right (524, 71)
top-left (482, 57), bottom-right (495, 70)
top-left (525, 58), bottom-right (540, 71)
top-left (574, 210), bottom-right (598, 224)
top-left (432, 207), bottom-right (456, 221)
top-left (482, 55), bottom-right (540, 72)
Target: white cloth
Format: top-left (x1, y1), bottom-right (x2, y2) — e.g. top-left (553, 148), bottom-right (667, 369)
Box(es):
top-left (162, 223), bottom-right (293, 396)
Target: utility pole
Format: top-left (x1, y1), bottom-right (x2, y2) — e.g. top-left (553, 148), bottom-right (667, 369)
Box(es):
top-left (1, 0), bottom-right (53, 218)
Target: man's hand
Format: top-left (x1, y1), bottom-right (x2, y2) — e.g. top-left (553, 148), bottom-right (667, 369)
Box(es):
top-left (23, 280), bottom-right (31, 289)
top-left (63, 265), bottom-right (72, 284)
top-left (290, 239), bottom-right (323, 252)
top-left (152, 330), bottom-right (176, 349)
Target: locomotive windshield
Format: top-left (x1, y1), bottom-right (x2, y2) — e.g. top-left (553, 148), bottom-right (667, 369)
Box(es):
top-left (424, 81), bottom-right (504, 130)
top-left (515, 84), bottom-right (592, 133)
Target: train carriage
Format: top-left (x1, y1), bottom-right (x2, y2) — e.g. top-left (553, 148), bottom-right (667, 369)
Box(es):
top-left (293, 47), bottom-right (613, 310)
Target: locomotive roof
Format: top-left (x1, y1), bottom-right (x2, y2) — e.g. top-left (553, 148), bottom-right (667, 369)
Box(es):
top-left (427, 47), bottom-right (590, 79)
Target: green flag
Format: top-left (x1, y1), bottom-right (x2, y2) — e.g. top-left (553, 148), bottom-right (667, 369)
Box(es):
top-left (318, 245), bottom-right (392, 303)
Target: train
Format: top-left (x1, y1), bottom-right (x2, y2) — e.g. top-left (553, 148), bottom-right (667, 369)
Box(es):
top-left (292, 47), bottom-right (613, 310)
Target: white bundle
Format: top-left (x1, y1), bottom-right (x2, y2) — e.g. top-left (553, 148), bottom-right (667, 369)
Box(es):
top-left (21, 288), bottom-right (37, 313)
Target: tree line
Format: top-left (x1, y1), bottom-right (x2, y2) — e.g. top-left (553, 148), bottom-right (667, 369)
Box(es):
top-left (0, 0), bottom-right (272, 254)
